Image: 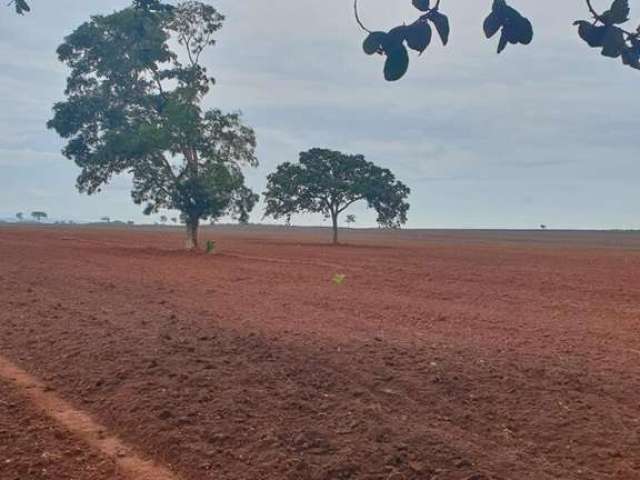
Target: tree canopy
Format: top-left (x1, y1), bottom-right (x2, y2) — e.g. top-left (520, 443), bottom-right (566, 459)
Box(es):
top-left (263, 148), bottom-right (410, 244)
top-left (46, 0), bottom-right (258, 249)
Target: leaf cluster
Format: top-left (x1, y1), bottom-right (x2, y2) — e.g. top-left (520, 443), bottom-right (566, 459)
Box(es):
top-left (362, 0), bottom-right (450, 81)
top-left (483, 0), bottom-right (533, 54)
top-left (574, 0), bottom-right (640, 69)
top-left (357, 0), bottom-right (640, 79)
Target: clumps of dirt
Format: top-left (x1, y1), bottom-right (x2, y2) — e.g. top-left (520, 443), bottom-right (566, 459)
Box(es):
top-left (0, 380), bottom-right (125, 480)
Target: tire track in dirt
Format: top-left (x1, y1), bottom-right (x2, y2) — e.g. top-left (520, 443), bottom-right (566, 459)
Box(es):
top-left (0, 355), bottom-right (182, 480)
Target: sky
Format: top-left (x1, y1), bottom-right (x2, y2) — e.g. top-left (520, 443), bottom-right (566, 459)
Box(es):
top-left (0, 0), bottom-right (639, 229)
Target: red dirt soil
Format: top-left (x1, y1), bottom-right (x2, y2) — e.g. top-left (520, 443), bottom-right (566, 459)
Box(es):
top-left (0, 378), bottom-right (126, 480)
top-left (1, 225), bottom-right (639, 480)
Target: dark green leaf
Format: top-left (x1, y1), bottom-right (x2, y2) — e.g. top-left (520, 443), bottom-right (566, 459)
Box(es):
top-left (601, 26), bottom-right (625, 57)
top-left (386, 25), bottom-right (409, 45)
top-left (497, 30), bottom-right (508, 53)
top-left (621, 46), bottom-right (640, 68)
top-left (483, 12), bottom-right (501, 38)
top-left (363, 31), bottom-right (387, 55)
top-left (384, 45), bottom-right (409, 81)
top-left (516, 16), bottom-right (533, 44)
top-left (405, 22), bottom-right (432, 53)
top-left (575, 21), bottom-right (607, 48)
top-left (429, 11), bottom-right (450, 45)
top-left (412, 0), bottom-right (430, 12)
top-left (605, 0), bottom-right (630, 25)
top-left (503, 24), bottom-right (520, 44)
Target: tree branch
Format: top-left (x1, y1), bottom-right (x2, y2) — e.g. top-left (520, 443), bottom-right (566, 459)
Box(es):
top-left (584, 0), bottom-right (638, 36)
top-left (585, 0), bottom-right (604, 22)
top-left (337, 196), bottom-right (364, 214)
top-left (354, 0), bottom-right (372, 34)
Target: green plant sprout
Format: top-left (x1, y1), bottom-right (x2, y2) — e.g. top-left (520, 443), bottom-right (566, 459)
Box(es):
top-left (332, 274), bottom-right (346, 285)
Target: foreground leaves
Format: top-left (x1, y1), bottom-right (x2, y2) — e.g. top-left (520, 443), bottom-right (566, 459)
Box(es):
top-left (360, 0), bottom-right (530, 81)
top-left (483, 0), bottom-right (533, 53)
top-left (361, 2), bottom-right (450, 81)
top-left (574, 0), bottom-right (640, 70)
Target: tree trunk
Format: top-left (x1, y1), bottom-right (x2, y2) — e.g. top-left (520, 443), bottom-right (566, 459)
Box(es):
top-left (185, 218), bottom-right (199, 250)
top-left (331, 211), bottom-right (339, 245)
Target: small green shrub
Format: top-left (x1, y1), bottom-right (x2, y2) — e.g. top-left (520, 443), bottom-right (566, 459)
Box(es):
top-left (206, 240), bottom-right (216, 254)
top-left (332, 273), bottom-right (346, 285)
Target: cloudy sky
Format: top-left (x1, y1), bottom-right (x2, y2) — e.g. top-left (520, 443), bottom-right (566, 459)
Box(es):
top-left (0, 0), bottom-right (638, 228)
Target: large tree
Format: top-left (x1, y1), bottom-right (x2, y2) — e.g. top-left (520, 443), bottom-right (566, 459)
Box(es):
top-left (13, 1), bottom-right (640, 78)
top-left (264, 148), bottom-right (410, 244)
top-left (47, 0), bottom-right (258, 249)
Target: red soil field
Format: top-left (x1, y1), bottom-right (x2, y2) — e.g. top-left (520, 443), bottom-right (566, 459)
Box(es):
top-left (1, 225), bottom-right (639, 480)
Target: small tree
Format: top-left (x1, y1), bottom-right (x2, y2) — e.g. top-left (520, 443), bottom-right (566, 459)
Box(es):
top-left (16, 212), bottom-right (23, 221)
top-left (264, 148), bottom-right (410, 244)
top-left (101, 216), bottom-right (110, 223)
top-left (160, 215), bottom-right (168, 224)
top-left (171, 217), bottom-right (178, 224)
top-left (345, 214), bottom-right (356, 227)
top-left (31, 211), bottom-right (47, 222)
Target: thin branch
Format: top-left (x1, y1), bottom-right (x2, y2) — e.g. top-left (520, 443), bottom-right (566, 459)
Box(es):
top-left (354, 0), bottom-right (372, 34)
top-left (338, 196), bottom-right (364, 214)
top-left (585, 0), bottom-right (603, 22)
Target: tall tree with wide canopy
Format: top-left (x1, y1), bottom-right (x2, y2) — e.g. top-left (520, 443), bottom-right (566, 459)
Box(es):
top-left (264, 148), bottom-right (410, 244)
top-left (47, 0), bottom-right (258, 249)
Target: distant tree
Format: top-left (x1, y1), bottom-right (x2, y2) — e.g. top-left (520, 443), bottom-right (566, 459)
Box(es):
top-left (127, 220), bottom-right (135, 225)
top-left (540, 224), bottom-right (547, 230)
top-left (31, 211), bottom-right (47, 222)
top-left (16, 212), bottom-right (23, 221)
top-left (264, 148), bottom-right (410, 244)
top-left (47, 0), bottom-right (258, 250)
top-left (345, 214), bottom-right (356, 226)
top-left (160, 215), bottom-right (168, 224)
top-left (171, 217), bottom-right (178, 224)
top-left (101, 216), bottom-right (110, 223)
